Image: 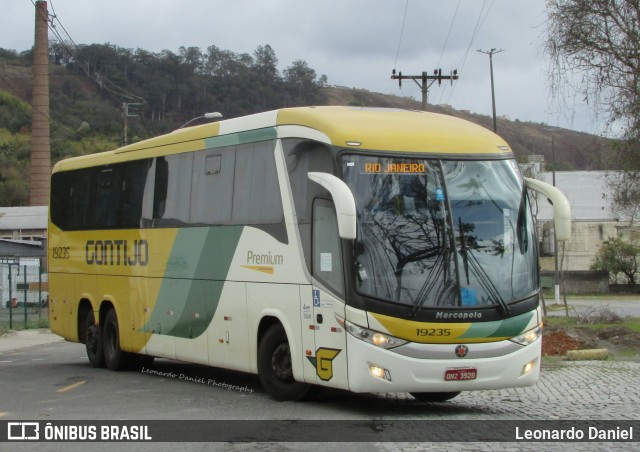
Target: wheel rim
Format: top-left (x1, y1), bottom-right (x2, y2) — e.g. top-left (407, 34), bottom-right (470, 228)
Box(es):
top-left (271, 343), bottom-right (293, 382)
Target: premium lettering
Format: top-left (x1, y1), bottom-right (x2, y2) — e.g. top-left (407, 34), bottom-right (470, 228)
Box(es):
top-left (246, 251), bottom-right (283, 266)
top-left (85, 239), bottom-right (148, 266)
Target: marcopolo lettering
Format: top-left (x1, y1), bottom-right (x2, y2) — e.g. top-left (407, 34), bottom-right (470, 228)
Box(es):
top-left (85, 240), bottom-right (149, 266)
top-left (435, 311), bottom-right (483, 320)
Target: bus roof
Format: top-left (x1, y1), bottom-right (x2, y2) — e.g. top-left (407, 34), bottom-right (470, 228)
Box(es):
top-left (53, 107), bottom-right (512, 173)
top-left (277, 107), bottom-right (511, 154)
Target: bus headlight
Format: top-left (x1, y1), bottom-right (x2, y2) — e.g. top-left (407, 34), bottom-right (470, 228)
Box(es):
top-left (510, 325), bottom-right (543, 346)
top-left (336, 315), bottom-right (407, 350)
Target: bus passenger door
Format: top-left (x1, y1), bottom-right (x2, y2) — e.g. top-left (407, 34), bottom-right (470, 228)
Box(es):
top-left (308, 199), bottom-right (348, 390)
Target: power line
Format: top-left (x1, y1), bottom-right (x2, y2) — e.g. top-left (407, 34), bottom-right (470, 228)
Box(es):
top-left (446, 0), bottom-right (494, 104)
top-left (40, 0), bottom-right (144, 104)
top-left (49, 0), bottom-right (79, 49)
top-left (393, 0), bottom-right (410, 71)
top-left (436, 0), bottom-right (461, 69)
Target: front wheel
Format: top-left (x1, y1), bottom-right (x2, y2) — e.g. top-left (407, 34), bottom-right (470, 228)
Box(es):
top-left (410, 391), bottom-right (461, 402)
top-left (258, 324), bottom-right (309, 401)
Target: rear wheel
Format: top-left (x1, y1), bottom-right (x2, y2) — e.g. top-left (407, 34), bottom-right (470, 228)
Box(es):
top-left (258, 324), bottom-right (309, 401)
top-left (84, 309), bottom-right (105, 368)
top-left (102, 308), bottom-right (130, 371)
top-left (410, 391), bottom-right (461, 402)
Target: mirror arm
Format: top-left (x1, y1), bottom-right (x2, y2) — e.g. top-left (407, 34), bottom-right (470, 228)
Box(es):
top-left (524, 177), bottom-right (572, 241)
top-left (308, 172), bottom-right (357, 239)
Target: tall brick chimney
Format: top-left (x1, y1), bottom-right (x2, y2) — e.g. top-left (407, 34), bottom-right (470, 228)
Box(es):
top-left (30, 0), bottom-right (51, 206)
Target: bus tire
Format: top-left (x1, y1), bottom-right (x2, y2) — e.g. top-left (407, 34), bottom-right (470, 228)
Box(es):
top-left (258, 324), bottom-right (309, 401)
top-left (102, 308), bottom-right (130, 371)
top-left (84, 309), bottom-right (105, 368)
top-left (410, 391), bottom-right (461, 402)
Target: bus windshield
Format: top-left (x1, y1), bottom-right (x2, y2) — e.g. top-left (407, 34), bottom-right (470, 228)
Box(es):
top-left (342, 155), bottom-right (537, 311)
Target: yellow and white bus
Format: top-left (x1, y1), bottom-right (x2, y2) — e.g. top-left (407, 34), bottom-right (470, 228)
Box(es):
top-left (49, 106), bottom-right (571, 401)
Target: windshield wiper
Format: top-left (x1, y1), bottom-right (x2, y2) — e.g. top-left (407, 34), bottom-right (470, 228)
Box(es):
top-left (458, 216), bottom-right (511, 315)
top-left (458, 217), bottom-right (470, 285)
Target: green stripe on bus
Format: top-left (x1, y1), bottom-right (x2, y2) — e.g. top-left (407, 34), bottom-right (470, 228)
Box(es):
top-left (141, 226), bottom-right (243, 339)
top-left (459, 311), bottom-right (535, 340)
top-left (204, 128), bottom-right (277, 149)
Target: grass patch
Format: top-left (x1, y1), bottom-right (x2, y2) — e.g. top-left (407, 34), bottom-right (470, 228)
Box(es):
top-left (0, 318), bottom-right (49, 335)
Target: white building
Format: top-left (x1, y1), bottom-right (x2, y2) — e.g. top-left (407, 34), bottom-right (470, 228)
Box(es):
top-left (533, 171), bottom-right (636, 274)
top-left (0, 207), bottom-right (48, 308)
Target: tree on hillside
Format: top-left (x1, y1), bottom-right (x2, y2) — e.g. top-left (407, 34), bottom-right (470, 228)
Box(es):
top-left (590, 236), bottom-right (640, 286)
top-left (545, 0), bottom-right (640, 221)
top-left (283, 59), bottom-right (327, 106)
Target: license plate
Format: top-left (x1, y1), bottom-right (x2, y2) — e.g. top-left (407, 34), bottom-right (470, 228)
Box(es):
top-left (445, 368), bottom-right (477, 381)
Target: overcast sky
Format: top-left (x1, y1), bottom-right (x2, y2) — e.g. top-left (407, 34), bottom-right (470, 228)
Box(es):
top-left (2, 0), bottom-right (603, 135)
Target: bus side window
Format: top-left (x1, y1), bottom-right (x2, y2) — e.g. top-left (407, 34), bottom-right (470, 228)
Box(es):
top-left (232, 141), bottom-right (282, 225)
top-left (312, 198), bottom-right (344, 296)
top-left (152, 154), bottom-right (192, 226)
top-left (191, 148), bottom-right (235, 225)
top-left (153, 157), bottom-right (169, 222)
top-left (94, 168), bottom-right (119, 228)
top-left (141, 159), bottom-right (156, 228)
top-left (283, 139), bottom-right (336, 274)
top-left (117, 159), bottom-right (149, 228)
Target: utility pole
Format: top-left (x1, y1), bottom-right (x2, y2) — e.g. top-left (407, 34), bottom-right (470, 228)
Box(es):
top-left (121, 102), bottom-right (143, 146)
top-left (391, 68), bottom-right (458, 111)
top-left (477, 48), bottom-right (503, 133)
top-left (30, 0), bottom-right (51, 206)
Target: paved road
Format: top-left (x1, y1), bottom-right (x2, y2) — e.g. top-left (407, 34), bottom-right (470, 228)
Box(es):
top-left (0, 338), bottom-right (638, 450)
top-left (544, 296), bottom-right (640, 317)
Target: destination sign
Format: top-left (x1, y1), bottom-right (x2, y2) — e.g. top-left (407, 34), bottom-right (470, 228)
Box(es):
top-left (363, 162), bottom-right (427, 174)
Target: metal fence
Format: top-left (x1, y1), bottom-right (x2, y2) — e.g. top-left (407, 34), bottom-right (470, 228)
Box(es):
top-left (0, 261), bottom-right (49, 332)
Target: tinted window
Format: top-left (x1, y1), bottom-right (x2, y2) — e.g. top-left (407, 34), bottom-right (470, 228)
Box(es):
top-left (50, 159), bottom-right (151, 230)
top-left (190, 147), bottom-right (235, 225)
top-left (152, 153), bottom-right (193, 226)
top-left (283, 139), bottom-right (336, 271)
top-left (50, 139), bottom-right (284, 231)
top-left (232, 140), bottom-right (282, 224)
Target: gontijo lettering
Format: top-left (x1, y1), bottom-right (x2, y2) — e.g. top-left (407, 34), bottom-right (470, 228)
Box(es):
top-left (85, 239), bottom-right (148, 266)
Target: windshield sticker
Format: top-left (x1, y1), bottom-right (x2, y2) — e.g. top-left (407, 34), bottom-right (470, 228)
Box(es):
top-left (461, 287), bottom-right (478, 306)
top-left (320, 253), bottom-right (332, 272)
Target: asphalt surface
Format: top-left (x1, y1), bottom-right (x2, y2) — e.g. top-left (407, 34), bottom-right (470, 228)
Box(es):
top-left (1, 295), bottom-right (638, 451)
top-left (0, 328), bottom-right (638, 451)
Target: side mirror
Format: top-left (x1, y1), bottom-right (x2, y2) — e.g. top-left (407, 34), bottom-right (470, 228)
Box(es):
top-left (308, 172), bottom-right (357, 239)
top-left (524, 177), bottom-right (572, 241)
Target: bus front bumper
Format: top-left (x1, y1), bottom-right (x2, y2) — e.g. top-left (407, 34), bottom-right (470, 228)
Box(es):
top-left (345, 334), bottom-right (541, 394)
